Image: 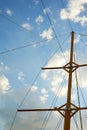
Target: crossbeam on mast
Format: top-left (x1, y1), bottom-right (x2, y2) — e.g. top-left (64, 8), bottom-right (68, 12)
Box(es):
top-left (17, 107), bottom-right (87, 112)
top-left (42, 63), bottom-right (87, 71)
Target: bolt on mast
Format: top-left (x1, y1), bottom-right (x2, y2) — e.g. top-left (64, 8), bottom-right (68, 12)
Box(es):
top-left (18, 31), bottom-right (87, 130)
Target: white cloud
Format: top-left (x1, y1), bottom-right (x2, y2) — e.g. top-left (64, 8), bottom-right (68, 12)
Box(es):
top-left (0, 75), bottom-right (10, 93)
top-left (40, 96), bottom-right (46, 103)
top-left (40, 28), bottom-right (53, 40)
top-left (71, 94), bottom-right (76, 101)
top-left (60, 0), bottom-right (87, 26)
top-left (52, 19), bottom-right (57, 24)
top-left (4, 66), bottom-right (10, 71)
top-left (43, 7), bottom-right (52, 14)
top-left (33, 43), bottom-right (37, 48)
top-left (5, 8), bottom-right (12, 16)
top-left (45, 51), bottom-right (69, 68)
top-left (58, 87), bottom-right (67, 98)
top-left (18, 72), bottom-right (25, 81)
top-left (26, 17), bottom-right (30, 21)
top-left (21, 23), bottom-right (31, 31)
top-left (77, 68), bottom-right (87, 88)
top-left (51, 84), bottom-right (67, 98)
top-left (0, 62), bottom-right (4, 66)
top-left (41, 51), bottom-right (69, 81)
top-left (0, 62), bottom-right (10, 73)
top-left (33, 0), bottom-right (39, 5)
top-left (50, 72), bottom-right (67, 96)
top-left (40, 88), bottom-right (48, 103)
top-left (35, 15), bottom-right (44, 24)
top-left (74, 35), bottom-right (80, 44)
top-left (41, 71), bottom-right (48, 80)
top-left (51, 76), bottom-right (63, 87)
top-left (41, 88), bottom-right (48, 94)
top-left (41, 51), bottom-right (70, 98)
top-left (31, 85), bottom-right (38, 92)
top-left (0, 118), bottom-right (5, 130)
top-left (80, 16), bottom-right (87, 26)
top-left (40, 95), bottom-right (48, 103)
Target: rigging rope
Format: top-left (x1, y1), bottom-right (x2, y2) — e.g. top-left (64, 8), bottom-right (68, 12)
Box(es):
top-left (74, 44), bottom-right (87, 130)
top-left (37, 33), bottom-right (70, 129)
top-left (55, 113), bottom-right (64, 130)
top-left (0, 38), bottom-right (54, 55)
top-left (9, 111), bottom-right (18, 130)
top-left (80, 38), bottom-right (87, 46)
top-left (0, 13), bottom-right (36, 36)
top-left (73, 116), bottom-right (79, 130)
top-left (74, 62), bottom-right (83, 130)
top-left (40, 74), bottom-right (67, 130)
top-left (55, 116), bottom-right (63, 130)
top-left (39, 34), bottom-right (70, 129)
top-left (61, 0), bottom-right (73, 31)
top-left (9, 70), bottom-right (42, 130)
top-left (74, 42), bottom-right (87, 107)
top-left (9, 33), bottom-right (70, 130)
top-left (0, 33), bottom-right (70, 56)
top-left (40, 0), bottom-right (67, 62)
top-left (75, 32), bottom-right (87, 36)
top-left (41, 32), bottom-right (70, 68)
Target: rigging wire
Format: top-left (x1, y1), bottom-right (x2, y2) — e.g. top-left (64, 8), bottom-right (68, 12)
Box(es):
top-left (18, 71), bottom-right (42, 109)
top-left (55, 32), bottom-right (71, 37)
top-left (74, 56), bottom-right (83, 130)
top-left (74, 42), bottom-right (87, 124)
top-left (73, 116), bottom-right (79, 130)
top-left (41, 32), bottom-right (70, 68)
top-left (55, 113), bottom-right (64, 130)
top-left (74, 41), bottom-right (87, 107)
top-left (9, 111), bottom-right (18, 130)
top-left (0, 38), bottom-right (54, 55)
top-left (0, 13), bottom-right (37, 36)
top-left (10, 34), bottom-right (87, 130)
top-left (0, 32), bottom-right (70, 56)
top-left (40, 34), bottom-right (70, 129)
top-left (40, 74), bottom-right (67, 130)
top-left (79, 85), bottom-right (87, 123)
top-left (0, 7), bottom-right (69, 130)
top-left (40, 0), bottom-right (67, 62)
top-left (80, 38), bottom-right (87, 46)
top-left (61, 0), bottom-right (73, 31)
top-left (9, 70), bottom-right (42, 130)
top-left (75, 32), bottom-right (87, 36)
top-left (39, 34), bottom-right (70, 129)
top-left (9, 33), bottom-right (70, 130)
top-left (0, 12), bottom-right (70, 39)
top-left (79, 87), bottom-right (87, 107)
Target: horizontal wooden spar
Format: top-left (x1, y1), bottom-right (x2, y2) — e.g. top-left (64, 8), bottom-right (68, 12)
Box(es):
top-left (78, 64), bottom-right (87, 67)
top-left (17, 108), bottom-right (63, 112)
top-left (41, 63), bottom-right (87, 70)
top-left (17, 107), bottom-right (87, 112)
top-left (41, 66), bottom-right (64, 70)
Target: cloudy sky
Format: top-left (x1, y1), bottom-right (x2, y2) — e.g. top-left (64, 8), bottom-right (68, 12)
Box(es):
top-left (0, 0), bottom-right (87, 130)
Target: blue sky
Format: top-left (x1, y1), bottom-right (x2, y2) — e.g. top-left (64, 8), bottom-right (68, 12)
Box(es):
top-left (0, 0), bottom-right (87, 130)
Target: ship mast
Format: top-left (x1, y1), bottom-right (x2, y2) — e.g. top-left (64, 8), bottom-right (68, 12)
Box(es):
top-left (64, 31), bottom-right (74, 130)
top-left (18, 31), bottom-right (87, 130)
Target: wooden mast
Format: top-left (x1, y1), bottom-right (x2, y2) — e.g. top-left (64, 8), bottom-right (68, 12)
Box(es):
top-left (17, 31), bottom-right (87, 130)
top-left (63, 31), bottom-right (74, 130)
